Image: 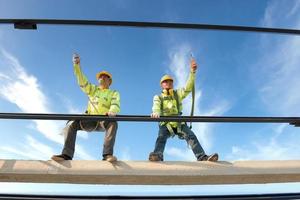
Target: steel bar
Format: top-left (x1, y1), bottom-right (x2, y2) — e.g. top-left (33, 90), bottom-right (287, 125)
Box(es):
top-left (0, 113), bottom-right (299, 125)
top-left (0, 19), bottom-right (299, 35)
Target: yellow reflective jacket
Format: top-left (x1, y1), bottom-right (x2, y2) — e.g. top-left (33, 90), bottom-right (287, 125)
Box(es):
top-left (74, 64), bottom-right (120, 115)
top-left (152, 71), bottom-right (195, 128)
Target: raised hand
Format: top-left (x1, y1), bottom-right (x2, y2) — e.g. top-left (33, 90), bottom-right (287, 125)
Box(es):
top-left (73, 53), bottom-right (80, 65)
top-left (190, 59), bottom-right (197, 72)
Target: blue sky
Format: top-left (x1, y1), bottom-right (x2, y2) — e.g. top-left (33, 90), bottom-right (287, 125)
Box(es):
top-left (0, 0), bottom-right (300, 196)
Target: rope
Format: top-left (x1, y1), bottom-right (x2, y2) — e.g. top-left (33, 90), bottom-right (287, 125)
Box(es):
top-left (189, 84), bottom-right (195, 129)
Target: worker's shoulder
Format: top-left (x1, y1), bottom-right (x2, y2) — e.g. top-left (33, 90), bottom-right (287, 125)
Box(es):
top-left (153, 94), bottom-right (161, 99)
top-left (110, 89), bottom-right (120, 96)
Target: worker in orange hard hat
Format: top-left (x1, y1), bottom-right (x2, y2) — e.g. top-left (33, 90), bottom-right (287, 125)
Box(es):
top-left (149, 57), bottom-right (219, 162)
top-left (51, 53), bottom-right (120, 162)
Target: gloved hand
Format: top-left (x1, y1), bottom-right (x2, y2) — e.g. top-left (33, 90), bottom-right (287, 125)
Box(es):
top-left (73, 53), bottom-right (80, 65)
top-left (151, 112), bottom-right (160, 118)
top-left (190, 59), bottom-right (197, 72)
top-left (107, 111), bottom-right (116, 117)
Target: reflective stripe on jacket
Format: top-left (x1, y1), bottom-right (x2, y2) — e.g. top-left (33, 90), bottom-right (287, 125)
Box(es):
top-left (74, 64), bottom-right (120, 115)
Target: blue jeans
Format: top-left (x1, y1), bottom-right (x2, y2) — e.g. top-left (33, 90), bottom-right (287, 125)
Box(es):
top-left (152, 124), bottom-right (206, 160)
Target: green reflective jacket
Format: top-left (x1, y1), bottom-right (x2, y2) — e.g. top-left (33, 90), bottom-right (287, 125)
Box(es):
top-left (152, 71), bottom-right (195, 128)
top-left (74, 64), bottom-right (120, 115)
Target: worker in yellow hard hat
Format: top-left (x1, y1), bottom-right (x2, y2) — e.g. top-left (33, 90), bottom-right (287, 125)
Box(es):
top-left (160, 75), bottom-right (173, 85)
top-left (52, 53), bottom-right (120, 162)
top-left (149, 58), bottom-right (219, 162)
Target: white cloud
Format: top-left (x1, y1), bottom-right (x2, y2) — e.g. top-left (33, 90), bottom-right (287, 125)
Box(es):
top-left (0, 49), bottom-right (62, 144)
top-left (287, 1), bottom-right (300, 18)
top-left (165, 147), bottom-right (194, 161)
top-left (119, 146), bottom-right (132, 161)
top-left (74, 145), bottom-right (96, 160)
top-left (56, 94), bottom-right (88, 140)
top-left (226, 1), bottom-right (300, 161)
top-left (0, 135), bottom-right (55, 160)
top-left (226, 135), bottom-right (300, 161)
top-left (0, 49), bottom-right (92, 160)
top-left (257, 3), bottom-right (300, 115)
top-left (166, 44), bottom-right (230, 152)
top-left (261, 0), bottom-right (300, 28)
top-left (57, 93), bottom-right (83, 114)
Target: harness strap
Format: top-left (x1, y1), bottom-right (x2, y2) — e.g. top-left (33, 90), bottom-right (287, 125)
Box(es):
top-left (159, 90), bottom-right (180, 115)
top-left (80, 89), bottom-right (116, 132)
top-left (159, 90), bottom-right (183, 135)
top-left (79, 120), bottom-right (99, 132)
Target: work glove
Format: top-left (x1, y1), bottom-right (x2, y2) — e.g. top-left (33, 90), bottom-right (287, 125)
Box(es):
top-left (72, 53), bottom-right (80, 65)
top-left (190, 59), bottom-right (197, 72)
top-left (107, 111), bottom-right (116, 117)
top-left (151, 112), bottom-right (160, 118)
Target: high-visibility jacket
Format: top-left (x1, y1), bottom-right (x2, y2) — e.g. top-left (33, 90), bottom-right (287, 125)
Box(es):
top-left (152, 71), bottom-right (195, 128)
top-left (74, 64), bottom-right (120, 115)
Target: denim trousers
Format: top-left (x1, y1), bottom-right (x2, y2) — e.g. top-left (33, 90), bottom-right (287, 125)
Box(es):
top-left (61, 120), bottom-right (118, 158)
top-left (153, 123), bottom-right (206, 160)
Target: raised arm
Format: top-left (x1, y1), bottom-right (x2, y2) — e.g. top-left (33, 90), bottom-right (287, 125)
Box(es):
top-left (72, 54), bottom-right (97, 96)
top-left (177, 59), bottom-right (197, 99)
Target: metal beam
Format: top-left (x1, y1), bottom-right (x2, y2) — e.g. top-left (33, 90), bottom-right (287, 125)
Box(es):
top-left (1, 160), bottom-right (300, 185)
top-left (0, 113), bottom-right (299, 126)
top-left (0, 19), bottom-right (299, 35)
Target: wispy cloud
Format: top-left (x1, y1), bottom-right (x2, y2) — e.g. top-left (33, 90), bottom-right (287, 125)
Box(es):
top-left (0, 49), bottom-right (63, 144)
top-left (57, 93), bottom-right (83, 114)
top-left (261, 0), bottom-right (300, 28)
top-left (119, 146), bottom-right (132, 161)
top-left (57, 94), bottom-right (88, 139)
top-left (74, 144), bottom-right (96, 160)
top-left (165, 147), bottom-right (194, 161)
top-left (0, 49), bottom-right (92, 159)
top-left (226, 136), bottom-right (300, 161)
top-left (0, 135), bottom-right (55, 159)
top-left (166, 44), bottom-right (230, 158)
top-left (256, 2), bottom-right (300, 117)
top-left (227, 1), bottom-right (300, 161)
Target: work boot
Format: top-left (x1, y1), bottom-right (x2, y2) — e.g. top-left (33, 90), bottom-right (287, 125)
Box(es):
top-left (51, 154), bottom-right (72, 161)
top-left (198, 153), bottom-right (218, 162)
top-left (149, 152), bottom-right (163, 161)
top-left (103, 155), bottom-right (117, 162)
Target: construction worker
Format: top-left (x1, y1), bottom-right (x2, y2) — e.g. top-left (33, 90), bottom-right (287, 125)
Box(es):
top-left (51, 53), bottom-right (120, 162)
top-left (149, 58), bottom-right (219, 162)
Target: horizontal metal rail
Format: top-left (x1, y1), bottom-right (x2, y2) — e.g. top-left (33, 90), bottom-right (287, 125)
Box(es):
top-left (2, 193), bottom-right (300, 200)
top-left (0, 113), bottom-right (299, 126)
top-left (0, 19), bottom-right (299, 35)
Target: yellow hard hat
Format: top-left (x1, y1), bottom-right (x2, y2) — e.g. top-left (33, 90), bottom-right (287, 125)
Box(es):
top-left (96, 71), bottom-right (113, 84)
top-left (160, 75), bottom-right (173, 84)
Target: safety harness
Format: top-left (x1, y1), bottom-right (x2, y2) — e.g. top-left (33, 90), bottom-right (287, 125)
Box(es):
top-left (159, 90), bottom-right (185, 138)
top-left (80, 90), bottom-right (116, 132)
top-left (159, 84), bottom-right (195, 139)
top-left (79, 95), bottom-right (100, 132)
